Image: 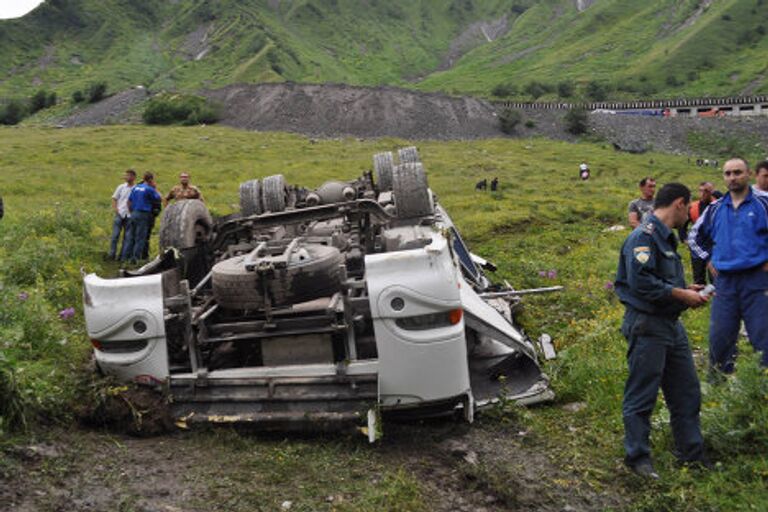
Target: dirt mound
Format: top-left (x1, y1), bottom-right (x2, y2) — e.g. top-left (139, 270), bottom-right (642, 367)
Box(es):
top-left (203, 83), bottom-right (502, 140)
top-left (76, 382), bottom-right (175, 436)
top-left (59, 87), bottom-right (150, 127)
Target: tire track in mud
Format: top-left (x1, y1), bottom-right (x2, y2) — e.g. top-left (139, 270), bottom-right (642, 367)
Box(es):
top-left (379, 420), bottom-right (627, 512)
top-left (0, 421), bottom-right (628, 512)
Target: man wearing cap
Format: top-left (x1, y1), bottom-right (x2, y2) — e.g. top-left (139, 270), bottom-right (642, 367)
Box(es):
top-left (615, 183), bottom-right (710, 479)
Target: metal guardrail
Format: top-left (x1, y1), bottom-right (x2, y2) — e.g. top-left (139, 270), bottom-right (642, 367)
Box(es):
top-left (495, 95), bottom-right (768, 111)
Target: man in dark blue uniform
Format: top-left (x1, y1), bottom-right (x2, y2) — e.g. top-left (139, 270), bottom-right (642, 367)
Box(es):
top-left (689, 157), bottom-right (768, 373)
top-left (615, 183), bottom-right (710, 478)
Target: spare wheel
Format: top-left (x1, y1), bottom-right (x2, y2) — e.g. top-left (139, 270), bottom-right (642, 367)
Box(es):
top-left (158, 199), bottom-right (213, 251)
top-left (212, 242), bottom-right (344, 310)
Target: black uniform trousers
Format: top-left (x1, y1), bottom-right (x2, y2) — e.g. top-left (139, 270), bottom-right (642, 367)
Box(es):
top-left (621, 308), bottom-right (704, 464)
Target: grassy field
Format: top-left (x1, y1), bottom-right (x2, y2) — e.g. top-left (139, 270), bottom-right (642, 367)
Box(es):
top-left (0, 125), bottom-right (766, 511)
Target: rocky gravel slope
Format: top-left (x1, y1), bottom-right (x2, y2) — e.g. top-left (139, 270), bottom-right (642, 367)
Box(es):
top-left (56, 83), bottom-right (768, 157)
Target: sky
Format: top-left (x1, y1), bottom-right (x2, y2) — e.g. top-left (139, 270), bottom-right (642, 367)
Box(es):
top-left (0, 0), bottom-right (45, 19)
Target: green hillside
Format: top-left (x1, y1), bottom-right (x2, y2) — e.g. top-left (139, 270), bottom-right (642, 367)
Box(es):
top-left (418, 0), bottom-right (768, 100)
top-left (1, 0), bottom-right (767, 101)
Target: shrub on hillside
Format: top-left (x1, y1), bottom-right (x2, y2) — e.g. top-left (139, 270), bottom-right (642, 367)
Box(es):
top-left (666, 75), bottom-right (683, 87)
top-left (29, 90), bottom-right (49, 114)
top-left (28, 90), bottom-right (57, 114)
top-left (0, 100), bottom-right (26, 125)
top-left (524, 80), bottom-right (553, 100)
top-left (492, 82), bottom-right (518, 98)
top-left (564, 107), bottom-right (588, 135)
top-left (72, 90), bottom-right (85, 103)
top-left (586, 81), bottom-right (608, 101)
top-left (267, 49), bottom-right (283, 75)
top-left (87, 81), bottom-right (108, 103)
top-left (499, 108), bottom-right (523, 134)
top-left (557, 81), bottom-right (574, 98)
top-left (142, 93), bottom-right (220, 126)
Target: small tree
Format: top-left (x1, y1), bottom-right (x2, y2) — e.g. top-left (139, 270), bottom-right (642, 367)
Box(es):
top-left (557, 81), bottom-right (574, 98)
top-left (142, 93), bottom-right (220, 126)
top-left (524, 81), bottom-right (549, 100)
top-left (492, 82), bottom-right (517, 98)
top-left (499, 108), bottom-right (523, 134)
top-left (564, 107), bottom-right (588, 135)
top-left (586, 81), bottom-right (608, 101)
top-left (87, 82), bottom-right (107, 103)
top-left (0, 100), bottom-right (26, 125)
top-left (29, 90), bottom-right (49, 114)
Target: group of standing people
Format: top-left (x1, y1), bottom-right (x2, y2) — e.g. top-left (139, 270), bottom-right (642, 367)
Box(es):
top-left (474, 177), bottom-right (499, 191)
top-left (109, 170), bottom-right (204, 264)
top-left (615, 158), bottom-right (768, 479)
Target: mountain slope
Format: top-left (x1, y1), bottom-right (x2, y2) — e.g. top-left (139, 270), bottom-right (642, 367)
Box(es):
top-left (1, 0), bottom-right (767, 101)
top-left (417, 0), bottom-right (768, 99)
top-left (0, 0), bottom-right (521, 97)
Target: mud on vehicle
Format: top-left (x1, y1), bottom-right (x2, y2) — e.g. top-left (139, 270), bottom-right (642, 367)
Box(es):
top-left (83, 147), bottom-right (556, 438)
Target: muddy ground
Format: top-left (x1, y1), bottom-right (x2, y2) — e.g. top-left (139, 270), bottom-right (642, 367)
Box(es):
top-left (0, 417), bottom-right (626, 512)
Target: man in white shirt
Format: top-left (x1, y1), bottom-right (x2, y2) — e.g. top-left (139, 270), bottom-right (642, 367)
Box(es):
top-left (109, 169), bottom-right (136, 260)
top-left (579, 162), bottom-right (590, 180)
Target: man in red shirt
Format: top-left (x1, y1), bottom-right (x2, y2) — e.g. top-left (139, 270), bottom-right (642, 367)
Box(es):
top-left (685, 182), bottom-right (715, 285)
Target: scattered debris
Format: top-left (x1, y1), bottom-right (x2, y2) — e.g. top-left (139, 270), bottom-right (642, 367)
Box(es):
top-left (562, 402), bottom-right (587, 413)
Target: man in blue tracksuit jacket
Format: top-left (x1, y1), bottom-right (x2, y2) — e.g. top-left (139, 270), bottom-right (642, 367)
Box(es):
top-left (126, 172), bottom-right (163, 264)
top-left (615, 183), bottom-right (710, 479)
top-left (689, 157), bottom-right (768, 373)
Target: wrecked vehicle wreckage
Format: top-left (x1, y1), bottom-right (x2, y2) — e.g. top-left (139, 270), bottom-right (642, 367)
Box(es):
top-left (83, 148), bottom-right (557, 439)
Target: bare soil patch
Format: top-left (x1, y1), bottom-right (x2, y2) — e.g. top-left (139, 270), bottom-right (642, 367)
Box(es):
top-left (0, 418), bottom-right (627, 512)
top-left (59, 87), bottom-right (150, 127)
top-left (203, 83), bottom-right (502, 140)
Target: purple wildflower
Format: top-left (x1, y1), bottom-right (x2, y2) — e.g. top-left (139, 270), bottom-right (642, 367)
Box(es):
top-left (547, 270), bottom-right (558, 279)
top-left (58, 307), bottom-right (76, 320)
top-left (604, 282), bottom-right (614, 290)
top-left (18, 292), bottom-right (29, 301)
top-left (538, 270), bottom-right (547, 278)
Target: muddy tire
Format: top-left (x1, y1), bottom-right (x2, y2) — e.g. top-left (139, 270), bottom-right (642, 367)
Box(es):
top-left (398, 146), bottom-right (420, 164)
top-left (159, 199), bottom-right (213, 251)
top-left (212, 243), bottom-right (344, 310)
top-left (373, 152), bottom-right (394, 191)
top-left (392, 163), bottom-right (432, 218)
top-left (239, 179), bottom-right (262, 216)
top-left (210, 256), bottom-right (265, 310)
top-left (262, 174), bottom-right (288, 212)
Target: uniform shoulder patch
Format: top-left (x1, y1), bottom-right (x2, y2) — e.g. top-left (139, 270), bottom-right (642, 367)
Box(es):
top-left (642, 223), bottom-right (655, 235)
top-left (633, 246), bottom-right (651, 264)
